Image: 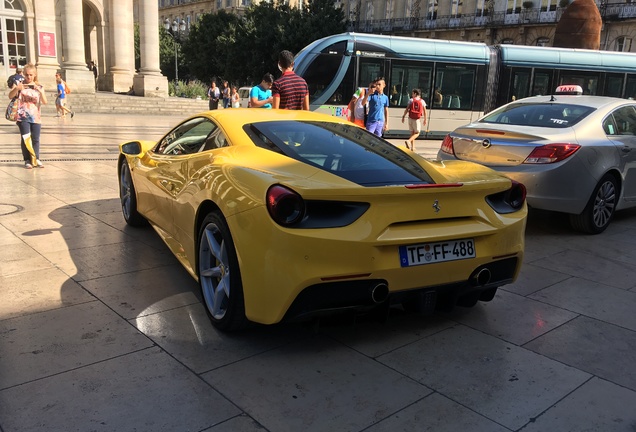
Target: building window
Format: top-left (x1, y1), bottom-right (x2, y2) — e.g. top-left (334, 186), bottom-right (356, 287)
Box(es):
top-left (536, 37), bottom-right (550, 46)
top-left (615, 36), bottom-right (632, 52)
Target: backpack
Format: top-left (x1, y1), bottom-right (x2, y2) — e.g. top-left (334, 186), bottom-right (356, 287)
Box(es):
top-left (64, 81), bottom-right (71, 94)
top-left (408, 98), bottom-right (422, 119)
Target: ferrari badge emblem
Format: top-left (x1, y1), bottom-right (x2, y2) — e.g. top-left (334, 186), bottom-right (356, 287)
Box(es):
top-left (432, 200), bottom-right (441, 213)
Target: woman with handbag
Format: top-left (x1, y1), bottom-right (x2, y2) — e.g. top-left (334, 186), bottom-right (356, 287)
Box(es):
top-left (7, 63), bottom-right (47, 169)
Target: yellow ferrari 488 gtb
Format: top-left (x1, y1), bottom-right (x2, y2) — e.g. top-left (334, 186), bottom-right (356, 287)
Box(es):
top-left (118, 109), bottom-right (527, 330)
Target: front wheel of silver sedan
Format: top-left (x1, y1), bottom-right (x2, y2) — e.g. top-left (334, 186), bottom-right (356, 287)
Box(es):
top-left (197, 212), bottom-right (247, 331)
top-left (570, 174), bottom-right (618, 234)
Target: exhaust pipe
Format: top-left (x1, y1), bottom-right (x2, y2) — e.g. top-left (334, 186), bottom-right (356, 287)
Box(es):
top-left (473, 268), bottom-right (492, 286)
top-left (370, 282), bottom-right (389, 304)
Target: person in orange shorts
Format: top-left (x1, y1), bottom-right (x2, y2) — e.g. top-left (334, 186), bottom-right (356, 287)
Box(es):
top-left (348, 83), bottom-right (372, 127)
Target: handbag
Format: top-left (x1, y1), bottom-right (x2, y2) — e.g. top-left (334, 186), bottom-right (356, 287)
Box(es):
top-left (5, 97), bottom-right (19, 122)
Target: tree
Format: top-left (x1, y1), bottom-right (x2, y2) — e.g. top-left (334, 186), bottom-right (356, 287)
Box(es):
top-left (181, 11), bottom-right (241, 84)
top-left (159, 26), bottom-right (187, 81)
top-left (182, 0), bottom-right (347, 86)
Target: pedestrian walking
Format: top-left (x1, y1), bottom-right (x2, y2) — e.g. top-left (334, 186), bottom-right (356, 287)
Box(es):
top-left (271, 50), bottom-right (309, 110)
top-left (361, 77), bottom-right (390, 137)
top-left (55, 73), bottom-right (74, 118)
top-left (250, 73), bottom-right (274, 108)
top-left (401, 88), bottom-right (427, 150)
top-left (208, 80), bottom-right (220, 110)
top-left (7, 63), bottom-right (48, 169)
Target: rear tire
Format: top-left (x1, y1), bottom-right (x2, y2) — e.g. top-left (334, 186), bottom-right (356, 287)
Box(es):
top-left (119, 161), bottom-right (147, 227)
top-left (197, 212), bottom-right (248, 331)
top-left (569, 174), bottom-right (618, 234)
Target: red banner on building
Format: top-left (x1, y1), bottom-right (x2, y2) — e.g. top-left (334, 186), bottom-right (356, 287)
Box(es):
top-left (38, 32), bottom-right (56, 57)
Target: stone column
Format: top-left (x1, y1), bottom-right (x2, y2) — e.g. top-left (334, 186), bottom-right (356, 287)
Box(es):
top-left (108, 0), bottom-right (135, 93)
top-left (31, 0), bottom-right (59, 91)
top-left (133, 0), bottom-right (168, 97)
top-left (58, 0), bottom-right (95, 93)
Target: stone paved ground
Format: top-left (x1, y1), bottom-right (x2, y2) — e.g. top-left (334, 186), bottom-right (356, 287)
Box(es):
top-left (1, 113), bottom-right (635, 432)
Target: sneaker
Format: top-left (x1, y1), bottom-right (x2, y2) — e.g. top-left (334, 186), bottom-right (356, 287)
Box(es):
top-left (36, 159), bottom-right (44, 168)
top-left (71, 111), bottom-right (75, 118)
top-left (25, 161), bottom-right (33, 169)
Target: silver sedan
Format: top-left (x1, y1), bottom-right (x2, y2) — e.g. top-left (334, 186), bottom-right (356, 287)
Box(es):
top-left (438, 94), bottom-right (636, 234)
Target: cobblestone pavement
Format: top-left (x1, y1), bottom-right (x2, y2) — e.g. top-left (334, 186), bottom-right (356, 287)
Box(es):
top-left (1, 113), bottom-right (636, 432)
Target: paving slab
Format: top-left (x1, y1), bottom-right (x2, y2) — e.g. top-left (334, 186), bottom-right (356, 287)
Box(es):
top-left (377, 325), bottom-right (590, 430)
top-left (0, 301), bottom-right (152, 389)
top-left (0, 347), bottom-right (240, 432)
top-left (202, 335), bottom-right (432, 432)
top-left (524, 315), bottom-right (636, 391)
top-left (520, 377), bottom-right (636, 432)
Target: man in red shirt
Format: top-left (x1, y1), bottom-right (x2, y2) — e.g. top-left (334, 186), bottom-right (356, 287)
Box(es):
top-left (271, 50), bottom-right (309, 110)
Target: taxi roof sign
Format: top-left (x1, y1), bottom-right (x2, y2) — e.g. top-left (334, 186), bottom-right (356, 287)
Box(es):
top-left (555, 85), bottom-right (583, 95)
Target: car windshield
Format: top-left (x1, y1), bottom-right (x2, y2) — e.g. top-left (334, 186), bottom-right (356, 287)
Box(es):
top-left (244, 121), bottom-right (434, 186)
top-left (480, 102), bottom-right (595, 128)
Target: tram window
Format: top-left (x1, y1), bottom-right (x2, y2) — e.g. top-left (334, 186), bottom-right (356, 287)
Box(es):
top-left (303, 53), bottom-right (354, 105)
top-left (511, 69), bottom-right (531, 100)
top-left (389, 62), bottom-right (433, 108)
top-left (605, 74), bottom-right (624, 98)
top-left (532, 71), bottom-right (551, 96)
top-left (625, 75), bottom-right (636, 99)
top-left (359, 57), bottom-right (384, 88)
top-left (434, 64), bottom-right (477, 110)
top-left (558, 72), bottom-right (599, 95)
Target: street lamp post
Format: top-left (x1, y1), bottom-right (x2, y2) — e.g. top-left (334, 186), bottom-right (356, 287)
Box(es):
top-left (164, 18), bottom-right (186, 83)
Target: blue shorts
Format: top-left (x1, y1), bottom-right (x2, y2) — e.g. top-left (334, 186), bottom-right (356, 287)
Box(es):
top-left (366, 120), bottom-right (384, 137)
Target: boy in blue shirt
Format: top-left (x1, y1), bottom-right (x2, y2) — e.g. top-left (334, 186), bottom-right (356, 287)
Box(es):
top-left (361, 77), bottom-right (390, 136)
top-left (249, 73), bottom-right (274, 108)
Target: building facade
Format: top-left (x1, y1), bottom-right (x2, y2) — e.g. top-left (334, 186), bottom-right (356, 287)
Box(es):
top-left (343, 0), bottom-right (636, 51)
top-left (1, 0), bottom-right (167, 96)
top-left (158, 0), bottom-right (303, 32)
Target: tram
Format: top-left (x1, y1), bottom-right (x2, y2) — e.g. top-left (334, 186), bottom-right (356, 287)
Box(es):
top-left (293, 32), bottom-right (636, 138)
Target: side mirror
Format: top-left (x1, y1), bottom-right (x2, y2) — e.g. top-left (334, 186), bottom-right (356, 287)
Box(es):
top-left (121, 141), bottom-right (142, 155)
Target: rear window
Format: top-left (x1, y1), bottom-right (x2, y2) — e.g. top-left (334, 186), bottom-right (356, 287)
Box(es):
top-left (243, 121), bottom-right (434, 187)
top-left (480, 103), bottom-right (595, 128)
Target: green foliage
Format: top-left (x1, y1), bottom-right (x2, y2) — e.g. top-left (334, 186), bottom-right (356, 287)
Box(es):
top-left (160, 26), bottom-right (188, 81)
top-left (179, 0), bottom-right (347, 87)
top-left (168, 79), bottom-right (208, 99)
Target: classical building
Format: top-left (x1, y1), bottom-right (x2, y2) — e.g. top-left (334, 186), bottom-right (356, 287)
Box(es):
top-left (1, 0), bottom-right (167, 97)
top-left (343, 0), bottom-right (636, 51)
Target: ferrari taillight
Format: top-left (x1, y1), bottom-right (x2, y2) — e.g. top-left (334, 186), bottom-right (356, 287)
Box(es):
top-left (440, 134), bottom-right (455, 155)
top-left (523, 143), bottom-right (580, 164)
top-left (266, 185), bottom-right (305, 227)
